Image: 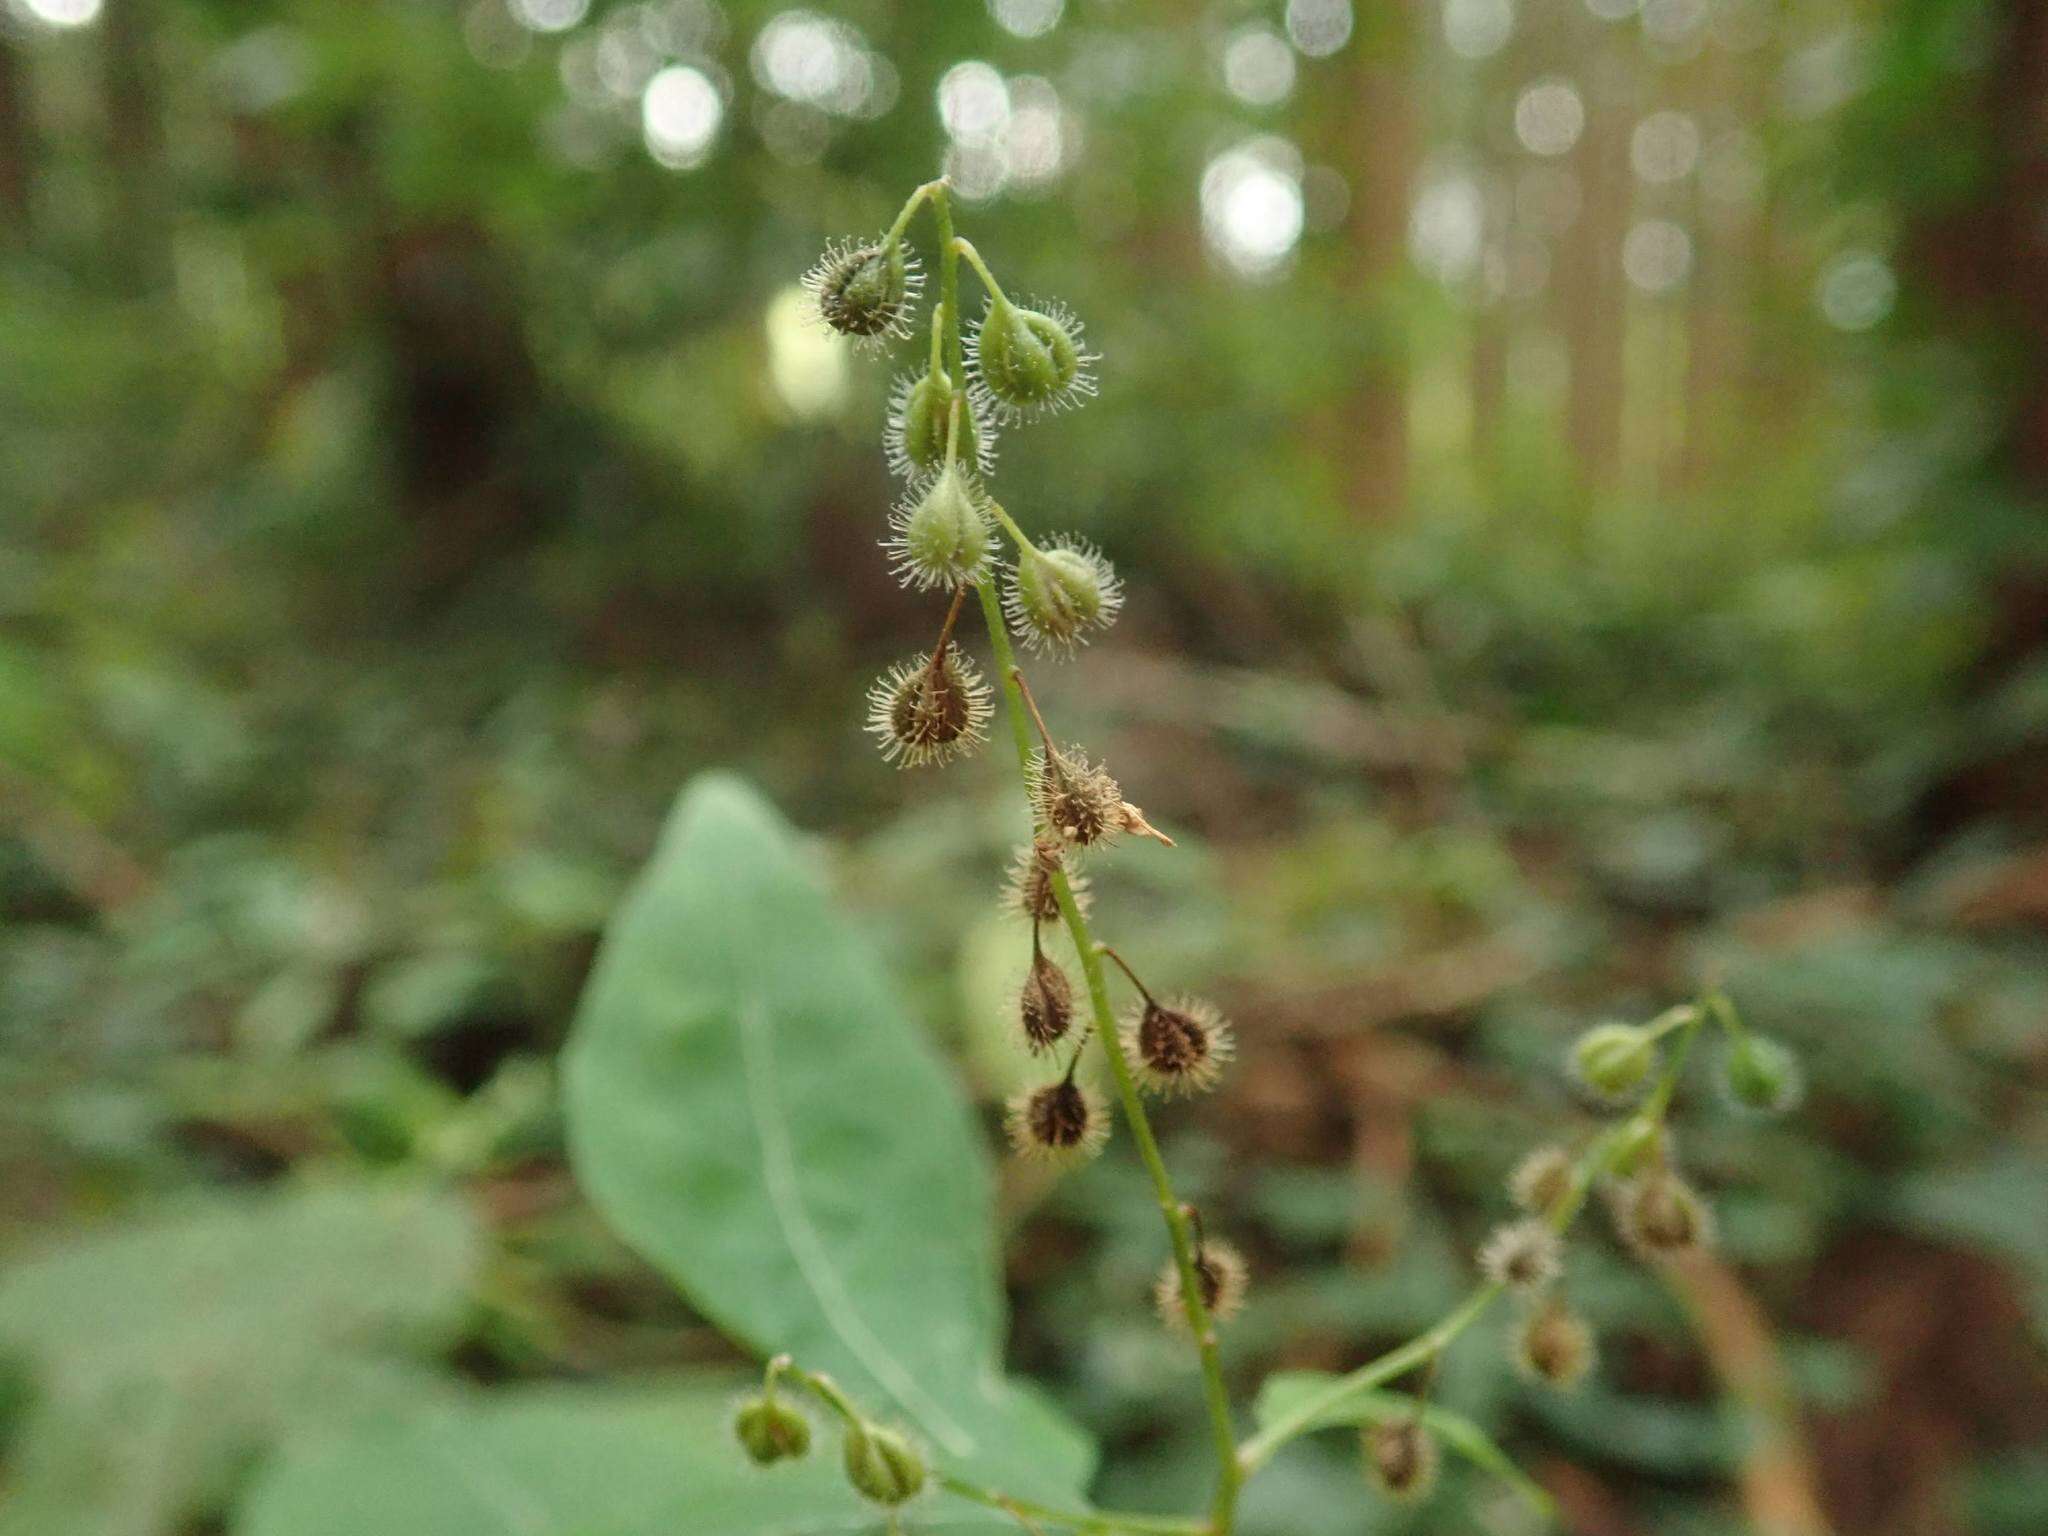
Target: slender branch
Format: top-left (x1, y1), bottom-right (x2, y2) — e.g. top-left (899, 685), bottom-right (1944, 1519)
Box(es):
top-left (971, 578), bottom-right (1242, 1533)
top-left (937, 1474), bottom-right (1206, 1536)
top-left (886, 179), bottom-right (944, 245)
top-left (952, 235), bottom-right (1009, 305)
top-left (1097, 944), bottom-right (1157, 1006)
top-left (932, 184), bottom-right (967, 385)
top-left (1237, 1006), bottom-right (1709, 1475)
top-left (986, 496), bottom-right (1039, 555)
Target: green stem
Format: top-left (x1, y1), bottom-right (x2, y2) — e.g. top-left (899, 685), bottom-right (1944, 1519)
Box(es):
top-left (1240, 1006), bottom-right (1711, 1474)
top-left (1237, 1086), bottom-right (1661, 1476)
top-left (938, 1474), bottom-right (1206, 1536)
top-left (793, 1368), bottom-right (865, 1431)
top-left (952, 235), bottom-right (1010, 306)
top-left (1704, 988), bottom-right (1747, 1042)
top-left (886, 179), bottom-right (943, 246)
top-left (971, 579), bottom-right (1241, 1534)
top-left (1642, 1001), bottom-right (1700, 1042)
top-left (987, 496), bottom-right (1038, 556)
top-left (932, 183), bottom-right (967, 385)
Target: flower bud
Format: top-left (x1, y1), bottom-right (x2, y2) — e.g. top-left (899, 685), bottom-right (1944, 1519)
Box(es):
top-left (841, 1422), bottom-right (926, 1507)
top-left (1018, 944), bottom-right (1076, 1052)
top-left (1123, 997), bottom-right (1233, 1097)
top-left (1027, 747), bottom-right (1125, 847)
top-left (1004, 840), bottom-right (1087, 924)
top-left (864, 644), bottom-right (991, 769)
top-left (805, 237), bottom-right (921, 346)
top-left (1615, 1169), bottom-right (1714, 1259)
top-left (1005, 1077), bottom-right (1110, 1167)
top-left (1514, 1296), bottom-right (1597, 1390)
top-left (1508, 1145), bottom-right (1575, 1216)
top-left (886, 466), bottom-right (994, 591)
top-left (1568, 1022), bottom-right (1657, 1103)
top-left (968, 296), bottom-right (1096, 421)
top-left (1478, 1217), bottom-right (1563, 1293)
top-left (887, 368), bottom-right (992, 480)
top-left (1718, 1034), bottom-right (1803, 1116)
top-left (1363, 1418), bottom-right (1439, 1502)
top-left (1153, 1240), bottom-right (1249, 1334)
top-left (1005, 538), bottom-right (1123, 655)
top-left (733, 1395), bottom-right (811, 1465)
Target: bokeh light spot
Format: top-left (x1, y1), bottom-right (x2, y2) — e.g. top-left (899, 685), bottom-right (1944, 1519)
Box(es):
top-left (21, 0), bottom-right (103, 25)
top-left (1202, 138), bottom-right (1305, 279)
top-left (1514, 78), bottom-right (1584, 157)
top-left (1623, 219), bottom-right (1692, 292)
top-left (1443, 0), bottom-right (1513, 61)
top-left (988, 0), bottom-right (1064, 40)
top-left (1817, 251), bottom-right (1896, 331)
top-left (1285, 0), bottom-right (1354, 58)
top-left (1631, 111), bottom-right (1700, 183)
top-left (511, 0), bottom-right (589, 34)
top-left (766, 286), bottom-right (847, 419)
top-left (642, 64), bottom-right (723, 169)
top-left (1223, 25), bottom-right (1296, 106)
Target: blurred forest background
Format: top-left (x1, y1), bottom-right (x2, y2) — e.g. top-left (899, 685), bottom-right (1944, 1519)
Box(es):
top-left (3, 0), bottom-right (2047, 1532)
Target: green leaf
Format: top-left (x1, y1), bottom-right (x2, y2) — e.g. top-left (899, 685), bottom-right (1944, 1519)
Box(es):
top-left (563, 773), bottom-right (1092, 1500)
top-left (235, 1382), bottom-right (1035, 1536)
top-left (0, 1181), bottom-right (481, 1536)
top-left (1251, 1372), bottom-right (1554, 1522)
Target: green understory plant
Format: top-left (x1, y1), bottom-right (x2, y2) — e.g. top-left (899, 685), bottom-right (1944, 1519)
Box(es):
top-left (700, 177), bottom-right (1810, 1534)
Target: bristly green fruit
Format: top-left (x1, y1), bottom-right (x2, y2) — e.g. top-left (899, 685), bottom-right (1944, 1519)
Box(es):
top-left (969, 296), bottom-right (1096, 421)
top-left (733, 1395), bottom-right (811, 1465)
top-left (886, 464), bottom-right (994, 590)
top-left (1568, 1022), bottom-right (1657, 1103)
top-left (1718, 1034), bottom-right (1802, 1115)
top-left (842, 1422), bottom-right (926, 1506)
top-left (888, 367), bottom-right (991, 479)
top-left (805, 236), bottom-right (922, 347)
top-left (1005, 537), bottom-right (1123, 654)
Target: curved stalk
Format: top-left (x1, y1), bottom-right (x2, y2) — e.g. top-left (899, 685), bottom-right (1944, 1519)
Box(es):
top-left (1238, 1009), bottom-right (1708, 1474)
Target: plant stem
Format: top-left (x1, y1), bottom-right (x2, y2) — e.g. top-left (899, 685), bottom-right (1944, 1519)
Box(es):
top-left (952, 235), bottom-right (1009, 306)
top-left (932, 183), bottom-right (967, 386)
top-left (987, 496), bottom-right (1038, 555)
top-left (1238, 1004), bottom-right (1710, 1475)
top-left (887, 179), bottom-right (944, 246)
top-left (971, 577), bottom-right (1242, 1533)
top-left (938, 1474), bottom-right (1206, 1535)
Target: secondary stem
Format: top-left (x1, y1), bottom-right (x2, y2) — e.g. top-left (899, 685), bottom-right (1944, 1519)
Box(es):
top-left (1237, 1007), bottom-right (1709, 1475)
top-left (937, 1474), bottom-right (1206, 1536)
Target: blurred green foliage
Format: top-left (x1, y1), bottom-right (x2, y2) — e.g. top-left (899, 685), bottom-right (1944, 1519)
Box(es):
top-left (3, 0), bottom-right (2046, 1531)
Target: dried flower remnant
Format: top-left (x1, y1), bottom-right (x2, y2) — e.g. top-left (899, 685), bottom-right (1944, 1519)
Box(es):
top-left (1154, 1236), bottom-right (1249, 1334)
top-left (1006, 1067), bottom-right (1110, 1168)
top-left (1514, 1296), bottom-right (1597, 1390)
top-left (1508, 1145), bottom-right (1575, 1216)
top-left (1123, 996), bottom-right (1234, 1097)
top-left (864, 642), bottom-right (992, 768)
top-left (1028, 745), bottom-right (1126, 848)
top-left (1615, 1168), bottom-right (1715, 1259)
top-left (1478, 1218), bottom-right (1564, 1294)
top-left (1017, 931), bottom-right (1077, 1052)
top-left (1363, 1417), bottom-right (1440, 1502)
top-left (1003, 839), bottom-right (1088, 923)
